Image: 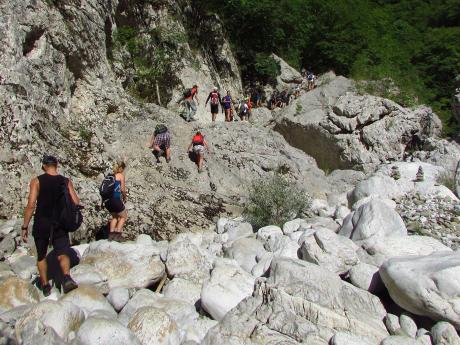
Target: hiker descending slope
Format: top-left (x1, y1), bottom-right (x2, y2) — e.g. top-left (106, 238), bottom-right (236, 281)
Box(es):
top-left (101, 161), bottom-right (128, 241)
top-left (183, 85), bottom-right (199, 122)
top-left (22, 155), bottom-right (81, 296)
top-left (187, 131), bottom-right (210, 173)
top-left (205, 86), bottom-right (222, 122)
top-left (149, 124), bottom-right (171, 163)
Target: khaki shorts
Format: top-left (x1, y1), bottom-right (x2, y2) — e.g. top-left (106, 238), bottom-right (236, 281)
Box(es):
top-left (193, 145), bottom-right (205, 155)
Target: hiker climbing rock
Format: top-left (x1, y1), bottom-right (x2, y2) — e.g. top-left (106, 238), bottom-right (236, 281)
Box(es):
top-left (22, 155), bottom-right (81, 296)
top-left (205, 86), bottom-right (222, 122)
top-left (101, 161), bottom-right (128, 241)
top-left (183, 84), bottom-right (199, 122)
top-left (222, 91), bottom-right (233, 122)
top-left (149, 124), bottom-right (171, 163)
top-left (307, 67), bottom-right (316, 91)
top-left (239, 100), bottom-right (249, 121)
top-left (187, 131), bottom-right (210, 173)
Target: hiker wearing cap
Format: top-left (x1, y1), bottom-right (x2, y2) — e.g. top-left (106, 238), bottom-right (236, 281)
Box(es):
top-left (183, 84), bottom-right (199, 122)
top-left (148, 124), bottom-right (171, 163)
top-left (22, 155), bottom-right (80, 296)
top-left (222, 91), bottom-right (233, 122)
top-left (187, 131), bottom-right (210, 173)
top-left (103, 161), bottom-right (128, 241)
top-left (205, 86), bottom-right (222, 122)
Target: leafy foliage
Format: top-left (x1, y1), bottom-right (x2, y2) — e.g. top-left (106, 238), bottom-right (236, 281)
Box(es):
top-left (244, 174), bottom-right (311, 229)
top-left (196, 0), bottom-right (460, 136)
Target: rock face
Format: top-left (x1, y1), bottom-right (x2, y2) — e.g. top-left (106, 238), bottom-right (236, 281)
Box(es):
top-left (203, 257), bottom-right (388, 344)
top-left (271, 53), bottom-right (303, 87)
top-left (273, 73), bottom-right (442, 172)
top-left (0, 277), bottom-right (39, 314)
top-left (380, 251), bottom-right (460, 328)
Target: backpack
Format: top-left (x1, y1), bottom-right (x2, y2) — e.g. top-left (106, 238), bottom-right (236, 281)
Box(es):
top-left (183, 88), bottom-right (192, 98)
top-left (240, 103), bottom-right (248, 114)
top-left (192, 134), bottom-right (204, 145)
top-left (154, 124), bottom-right (168, 135)
top-left (99, 174), bottom-right (116, 201)
top-left (210, 91), bottom-right (219, 105)
top-left (54, 178), bottom-right (83, 233)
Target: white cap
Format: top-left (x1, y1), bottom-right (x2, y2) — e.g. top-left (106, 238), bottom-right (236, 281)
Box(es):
top-left (213, 86), bottom-right (218, 91)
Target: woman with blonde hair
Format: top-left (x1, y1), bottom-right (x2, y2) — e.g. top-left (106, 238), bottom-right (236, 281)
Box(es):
top-left (104, 161), bottom-right (127, 241)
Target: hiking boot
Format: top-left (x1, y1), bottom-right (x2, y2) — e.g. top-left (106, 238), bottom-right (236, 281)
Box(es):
top-left (62, 275), bottom-right (78, 294)
top-left (41, 283), bottom-right (52, 297)
top-left (166, 157), bottom-right (171, 163)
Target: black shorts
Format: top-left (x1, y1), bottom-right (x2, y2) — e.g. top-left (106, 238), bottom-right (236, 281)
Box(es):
top-left (33, 222), bottom-right (70, 262)
top-left (210, 104), bottom-right (219, 114)
top-left (104, 197), bottom-right (125, 214)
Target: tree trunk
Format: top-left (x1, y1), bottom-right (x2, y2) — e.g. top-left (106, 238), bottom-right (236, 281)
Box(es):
top-left (156, 80), bottom-right (161, 106)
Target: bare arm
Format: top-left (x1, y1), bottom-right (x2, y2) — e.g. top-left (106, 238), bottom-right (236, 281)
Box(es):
top-left (119, 173), bottom-right (127, 202)
top-left (187, 141), bottom-right (193, 152)
top-left (205, 93), bottom-right (211, 106)
top-left (147, 134), bottom-right (155, 148)
top-left (194, 92), bottom-right (199, 105)
top-left (22, 178), bottom-right (39, 242)
top-left (68, 179), bottom-right (80, 205)
top-left (204, 139), bottom-right (210, 152)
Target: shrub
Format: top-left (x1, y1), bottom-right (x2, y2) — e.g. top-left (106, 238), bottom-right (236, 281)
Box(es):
top-left (244, 174), bottom-right (311, 229)
top-left (254, 53), bottom-right (280, 85)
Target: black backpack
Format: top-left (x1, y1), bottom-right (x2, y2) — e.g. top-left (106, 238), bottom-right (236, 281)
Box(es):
top-left (154, 124), bottom-right (168, 135)
top-left (99, 174), bottom-right (116, 201)
top-left (183, 88), bottom-right (192, 98)
top-left (54, 178), bottom-right (83, 233)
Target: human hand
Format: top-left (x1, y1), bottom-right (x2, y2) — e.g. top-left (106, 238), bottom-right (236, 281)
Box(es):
top-left (21, 226), bottom-right (28, 243)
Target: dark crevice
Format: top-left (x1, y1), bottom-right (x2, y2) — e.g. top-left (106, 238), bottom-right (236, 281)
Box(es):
top-left (23, 27), bottom-right (45, 56)
top-left (104, 17), bottom-right (113, 61)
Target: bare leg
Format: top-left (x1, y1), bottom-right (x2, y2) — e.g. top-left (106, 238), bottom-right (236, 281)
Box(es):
top-left (116, 211), bottom-right (128, 232)
top-left (197, 153), bottom-right (204, 170)
top-left (57, 254), bottom-right (71, 275)
top-left (165, 147), bottom-right (171, 161)
top-left (37, 259), bottom-right (48, 286)
top-left (110, 216), bottom-right (117, 231)
top-left (212, 113), bottom-right (216, 122)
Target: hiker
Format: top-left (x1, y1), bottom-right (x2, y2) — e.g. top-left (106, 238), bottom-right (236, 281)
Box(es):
top-left (22, 155), bottom-right (80, 296)
top-left (149, 124), bottom-right (171, 163)
top-left (307, 67), bottom-right (315, 91)
top-left (187, 131), bottom-right (210, 173)
top-left (239, 100), bottom-right (249, 121)
top-left (222, 91), bottom-right (233, 122)
top-left (246, 96), bottom-right (253, 119)
top-left (103, 161), bottom-right (128, 241)
top-left (254, 90), bottom-right (262, 108)
top-left (205, 86), bottom-right (222, 122)
top-left (183, 85), bottom-right (199, 122)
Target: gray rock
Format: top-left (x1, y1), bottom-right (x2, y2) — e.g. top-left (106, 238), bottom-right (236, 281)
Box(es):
top-left (19, 319), bottom-right (64, 345)
top-left (331, 332), bottom-right (374, 345)
top-left (224, 237), bottom-right (266, 273)
top-left (299, 228), bottom-right (359, 274)
top-left (400, 313), bottom-right (418, 338)
top-left (431, 321), bottom-right (460, 345)
top-left (0, 277), bottom-right (39, 314)
top-left (380, 251), bottom-right (460, 328)
top-left (349, 262), bottom-right (383, 294)
top-left (455, 160), bottom-right (460, 197)
top-left (163, 277), bottom-right (202, 305)
top-left (107, 287), bottom-right (130, 312)
top-left (271, 54), bottom-right (303, 85)
top-left (381, 335), bottom-right (421, 345)
top-left (203, 257), bottom-right (388, 344)
top-left (61, 285), bottom-right (117, 319)
top-left (9, 255), bottom-right (37, 280)
top-left (166, 237), bottom-right (210, 278)
top-left (0, 235), bottom-right (15, 260)
top-left (385, 313), bottom-right (401, 335)
top-left (75, 317), bottom-right (141, 345)
top-left (339, 199), bottom-right (407, 248)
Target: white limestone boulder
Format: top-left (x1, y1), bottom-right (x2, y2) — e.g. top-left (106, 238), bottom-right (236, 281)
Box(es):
top-left (75, 317), bottom-right (141, 345)
top-left (166, 237), bottom-right (210, 277)
top-left (73, 240), bottom-right (165, 290)
top-left (127, 307), bottom-right (180, 345)
top-left (331, 332), bottom-right (374, 345)
top-left (61, 285), bottom-right (116, 318)
top-left (15, 300), bottom-right (84, 342)
top-left (380, 251), bottom-right (460, 328)
top-left (163, 277), bottom-right (202, 305)
top-left (381, 335), bottom-right (421, 345)
top-left (432, 321), bottom-right (460, 345)
top-left (224, 237), bottom-right (266, 273)
top-left (107, 287), bottom-right (131, 312)
top-left (201, 258), bottom-right (255, 321)
top-left (0, 277), bottom-right (39, 314)
top-left (182, 317), bottom-right (218, 344)
top-left (339, 198), bottom-right (407, 248)
top-left (299, 228), bottom-right (359, 274)
top-left (348, 262), bottom-right (383, 294)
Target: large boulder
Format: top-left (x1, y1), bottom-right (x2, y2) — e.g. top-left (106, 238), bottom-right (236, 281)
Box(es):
top-left (431, 321), bottom-right (460, 345)
top-left (127, 307), bottom-right (181, 345)
top-left (61, 285), bottom-right (117, 318)
top-left (271, 54), bottom-right (303, 86)
top-left (72, 240), bottom-right (165, 291)
top-left (163, 277), bottom-right (202, 305)
top-left (15, 300), bottom-right (84, 342)
top-left (224, 237), bottom-right (266, 273)
top-left (203, 257), bottom-right (388, 344)
top-left (75, 317), bottom-right (141, 345)
top-left (380, 251), bottom-right (460, 328)
top-left (201, 258), bottom-right (255, 321)
top-left (166, 237), bottom-right (210, 278)
top-left (339, 199), bottom-right (407, 248)
top-left (18, 319), bottom-right (64, 345)
top-left (299, 228), bottom-right (359, 274)
top-left (0, 277), bottom-right (39, 314)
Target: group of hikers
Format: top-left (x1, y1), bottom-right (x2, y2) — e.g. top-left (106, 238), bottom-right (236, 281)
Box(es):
top-left (21, 67), bottom-right (317, 297)
top-left (181, 85), bottom-right (253, 123)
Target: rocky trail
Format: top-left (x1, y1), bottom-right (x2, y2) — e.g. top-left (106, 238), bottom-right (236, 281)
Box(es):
top-left (2, 0), bottom-right (460, 344)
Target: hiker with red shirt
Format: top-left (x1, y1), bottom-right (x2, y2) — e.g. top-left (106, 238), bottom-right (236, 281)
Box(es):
top-left (184, 85), bottom-right (199, 122)
top-left (205, 86), bottom-right (222, 122)
top-left (187, 131), bottom-right (210, 173)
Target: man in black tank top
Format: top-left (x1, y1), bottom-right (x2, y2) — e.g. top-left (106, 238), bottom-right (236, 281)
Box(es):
top-left (22, 155), bottom-right (80, 296)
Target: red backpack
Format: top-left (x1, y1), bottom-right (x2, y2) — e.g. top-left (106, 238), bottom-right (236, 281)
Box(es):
top-left (192, 134), bottom-right (204, 145)
top-left (210, 91), bottom-right (219, 105)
